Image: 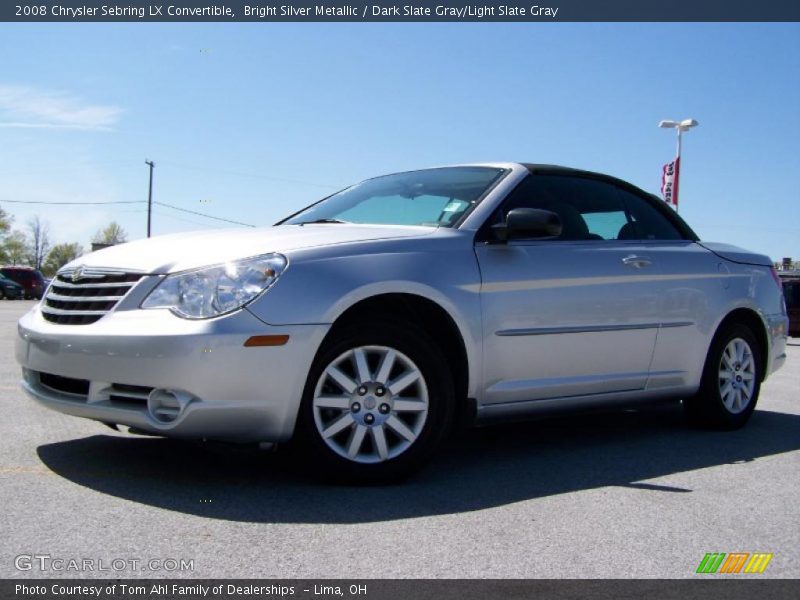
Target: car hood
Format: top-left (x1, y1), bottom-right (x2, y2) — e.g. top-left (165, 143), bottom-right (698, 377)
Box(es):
top-left (698, 242), bottom-right (773, 267)
top-left (68, 224), bottom-right (437, 274)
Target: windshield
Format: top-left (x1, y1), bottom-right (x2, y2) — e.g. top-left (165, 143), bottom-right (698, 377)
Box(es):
top-left (282, 166), bottom-right (506, 228)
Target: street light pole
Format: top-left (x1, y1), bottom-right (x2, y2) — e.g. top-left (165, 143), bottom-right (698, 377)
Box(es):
top-left (658, 118), bottom-right (698, 212)
top-left (145, 160), bottom-right (155, 238)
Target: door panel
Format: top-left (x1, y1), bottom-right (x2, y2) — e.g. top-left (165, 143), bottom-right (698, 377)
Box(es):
top-left (636, 241), bottom-right (722, 390)
top-left (477, 240), bottom-right (661, 405)
top-left (612, 188), bottom-right (721, 391)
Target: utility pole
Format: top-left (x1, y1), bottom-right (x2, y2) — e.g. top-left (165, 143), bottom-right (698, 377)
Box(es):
top-left (145, 160), bottom-right (155, 237)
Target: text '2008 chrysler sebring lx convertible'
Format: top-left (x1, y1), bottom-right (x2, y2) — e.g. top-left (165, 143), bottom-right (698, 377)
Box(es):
top-left (17, 163), bottom-right (788, 481)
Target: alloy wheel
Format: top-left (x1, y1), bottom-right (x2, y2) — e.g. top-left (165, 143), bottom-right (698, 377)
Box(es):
top-left (312, 345), bottom-right (429, 464)
top-left (718, 337), bottom-right (756, 414)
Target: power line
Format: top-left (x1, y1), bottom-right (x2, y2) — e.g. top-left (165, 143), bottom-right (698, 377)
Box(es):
top-left (158, 160), bottom-right (339, 189)
top-left (0, 197), bottom-right (257, 228)
top-left (2, 159), bottom-right (341, 189)
top-left (0, 199), bottom-right (145, 205)
top-left (152, 207), bottom-right (224, 229)
top-left (154, 201), bottom-right (257, 227)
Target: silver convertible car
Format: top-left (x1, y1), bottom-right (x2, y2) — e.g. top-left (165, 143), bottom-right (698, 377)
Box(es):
top-left (17, 163), bottom-right (788, 481)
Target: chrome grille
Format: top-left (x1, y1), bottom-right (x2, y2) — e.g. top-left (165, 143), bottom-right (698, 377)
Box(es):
top-left (42, 267), bottom-right (145, 325)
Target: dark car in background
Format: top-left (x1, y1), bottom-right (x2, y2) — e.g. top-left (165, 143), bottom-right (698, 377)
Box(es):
top-left (0, 273), bottom-right (24, 299)
top-left (0, 267), bottom-right (46, 300)
top-left (782, 278), bottom-right (800, 337)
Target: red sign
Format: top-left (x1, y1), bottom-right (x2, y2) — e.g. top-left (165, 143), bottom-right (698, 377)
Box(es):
top-left (661, 156), bottom-right (680, 209)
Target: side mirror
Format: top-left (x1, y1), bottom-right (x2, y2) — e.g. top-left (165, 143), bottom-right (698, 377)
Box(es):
top-left (492, 208), bottom-right (562, 242)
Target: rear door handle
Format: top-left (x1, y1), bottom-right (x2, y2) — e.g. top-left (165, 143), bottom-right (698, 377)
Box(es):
top-left (622, 255), bottom-right (652, 269)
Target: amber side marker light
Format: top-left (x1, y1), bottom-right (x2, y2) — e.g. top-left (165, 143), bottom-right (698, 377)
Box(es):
top-left (244, 335), bottom-right (290, 347)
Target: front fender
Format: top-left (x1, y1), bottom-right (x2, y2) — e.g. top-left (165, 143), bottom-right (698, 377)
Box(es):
top-left (247, 245), bottom-right (483, 397)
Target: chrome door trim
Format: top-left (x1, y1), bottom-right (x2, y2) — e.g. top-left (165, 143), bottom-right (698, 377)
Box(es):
top-left (496, 321), bottom-right (694, 336)
top-left (660, 321), bottom-right (696, 329)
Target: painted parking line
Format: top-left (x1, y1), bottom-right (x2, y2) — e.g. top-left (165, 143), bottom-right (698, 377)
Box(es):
top-left (0, 466), bottom-right (52, 475)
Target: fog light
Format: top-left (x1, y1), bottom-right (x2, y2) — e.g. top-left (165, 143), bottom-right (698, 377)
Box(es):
top-left (147, 389), bottom-right (192, 424)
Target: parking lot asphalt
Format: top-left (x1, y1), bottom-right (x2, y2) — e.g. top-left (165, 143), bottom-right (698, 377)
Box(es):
top-left (1, 300), bottom-right (798, 579)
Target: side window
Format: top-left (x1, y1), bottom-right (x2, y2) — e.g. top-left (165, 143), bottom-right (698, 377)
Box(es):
top-left (615, 188), bottom-right (684, 240)
top-left (582, 210), bottom-right (629, 240)
top-left (490, 175), bottom-right (631, 241)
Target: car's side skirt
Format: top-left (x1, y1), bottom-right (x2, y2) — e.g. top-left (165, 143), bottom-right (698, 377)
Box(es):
top-left (473, 385), bottom-right (697, 425)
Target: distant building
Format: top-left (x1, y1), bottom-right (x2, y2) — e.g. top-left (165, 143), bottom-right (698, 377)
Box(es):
top-left (91, 242), bottom-right (113, 252)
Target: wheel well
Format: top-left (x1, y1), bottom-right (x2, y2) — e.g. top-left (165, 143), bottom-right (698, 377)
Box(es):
top-left (716, 308), bottom-right (769, 381)
top-left (325, 293), bottom-right (470, 409)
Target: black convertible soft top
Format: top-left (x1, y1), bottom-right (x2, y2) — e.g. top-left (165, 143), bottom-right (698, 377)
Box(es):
top-left (521, 163), bottom-right (700, 242)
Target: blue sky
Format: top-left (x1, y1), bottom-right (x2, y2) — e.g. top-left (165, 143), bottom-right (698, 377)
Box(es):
top-left (0, 23), bottom-right (798, 260)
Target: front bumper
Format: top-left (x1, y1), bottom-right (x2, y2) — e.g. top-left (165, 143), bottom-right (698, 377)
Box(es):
top-left (16, 304), bottom-right (329, 442)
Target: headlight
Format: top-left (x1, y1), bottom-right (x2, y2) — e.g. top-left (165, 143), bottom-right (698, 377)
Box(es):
top-left (141, 253), bottom-right (287, 319)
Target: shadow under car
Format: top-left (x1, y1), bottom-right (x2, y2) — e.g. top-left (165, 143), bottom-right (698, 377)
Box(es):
top-left (36, 403), bottom-right (800, 524)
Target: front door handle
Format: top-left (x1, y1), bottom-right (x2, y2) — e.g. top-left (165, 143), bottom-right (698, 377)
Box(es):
top-left (622, 255), bottom-right (652, 269)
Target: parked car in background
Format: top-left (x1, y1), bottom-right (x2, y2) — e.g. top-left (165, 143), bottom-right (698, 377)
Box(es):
top-left (0, 273), bottom-right (24, 300)
top-left (1, 266), bottom-right (46, 300)
top-left (15, 163), bottom-right (789, 482)
top-left (781, 277), bottom-right (800, 337)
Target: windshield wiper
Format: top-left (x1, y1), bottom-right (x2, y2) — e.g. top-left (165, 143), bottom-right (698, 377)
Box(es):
top-left (297, 218), bottom-right (350, 225)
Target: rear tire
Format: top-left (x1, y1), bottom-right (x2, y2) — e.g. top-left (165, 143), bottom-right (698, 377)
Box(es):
top-left (684, 322), bottom-right (763, 430)
top-left (294, 319), bottom-right (454, 483)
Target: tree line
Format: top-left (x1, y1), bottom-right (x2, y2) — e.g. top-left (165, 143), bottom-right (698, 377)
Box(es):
top-left (0, 207), bottom-right (129, 277)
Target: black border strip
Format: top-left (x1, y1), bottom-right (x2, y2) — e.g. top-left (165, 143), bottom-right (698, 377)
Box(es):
top-left (3, 579), bottom-right (799, 600)
top-left (2, 1), bottom-right (800, 22)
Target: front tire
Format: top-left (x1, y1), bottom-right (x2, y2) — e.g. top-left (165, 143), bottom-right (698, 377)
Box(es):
top-left (295, 320), bottom-right (454, 483)
top-left (684, 322), bottom-right (763, 430)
